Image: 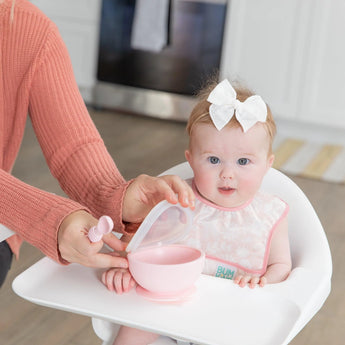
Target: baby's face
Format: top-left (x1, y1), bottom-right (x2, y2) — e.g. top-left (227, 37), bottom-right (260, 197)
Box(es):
top-left (185, 123), bottom-right (274, 208)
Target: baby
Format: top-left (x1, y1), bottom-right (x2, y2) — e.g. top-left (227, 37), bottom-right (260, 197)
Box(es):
top-left (102, 79), bottom-right (292, 344)
top-left (182, 79), bottom-right (291, 288)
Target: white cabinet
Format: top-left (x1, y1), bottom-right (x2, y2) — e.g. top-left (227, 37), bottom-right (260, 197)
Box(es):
top-left (29, 0), bottom-right (101, 103)
top-left (298, 1), bottom-right (345, 128)
top-left (220, 0), bottom-right (345, 129)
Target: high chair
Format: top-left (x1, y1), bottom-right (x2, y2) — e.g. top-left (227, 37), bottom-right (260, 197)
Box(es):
top-left (11, 164), bottom-right (332, 345)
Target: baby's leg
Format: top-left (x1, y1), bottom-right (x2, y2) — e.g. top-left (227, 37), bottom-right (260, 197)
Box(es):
top-left (113, 325), bottom-right (159, 345)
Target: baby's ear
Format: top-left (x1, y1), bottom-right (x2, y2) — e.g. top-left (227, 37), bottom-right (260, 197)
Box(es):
top-left (185, 149), bottom-right (191, 163)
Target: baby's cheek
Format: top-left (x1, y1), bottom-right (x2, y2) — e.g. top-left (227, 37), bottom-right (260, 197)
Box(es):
top-left (194, 172), bottom-right (212, 190)
top-left (239, 177), bottom-right (261, 196)
top-left (194, 176), bottom-right (215, 200)
top-left (241, 175), bottom-right (262, 193)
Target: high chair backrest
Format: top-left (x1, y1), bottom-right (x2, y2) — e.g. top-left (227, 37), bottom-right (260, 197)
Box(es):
top-left (260, 168), bottom-right (332, 276)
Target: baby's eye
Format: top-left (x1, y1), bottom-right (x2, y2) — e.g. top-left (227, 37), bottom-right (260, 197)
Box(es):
top-left (237, 158), bottom-right (250, 166)
top-left (208, 156), bottom-right (220, 164)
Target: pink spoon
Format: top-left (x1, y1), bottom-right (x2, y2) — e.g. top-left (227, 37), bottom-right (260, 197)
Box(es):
top-left (88, 215), bottom-right (114, 242)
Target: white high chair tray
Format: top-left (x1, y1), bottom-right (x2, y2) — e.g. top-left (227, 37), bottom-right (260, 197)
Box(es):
top-left (12, 257), bottom-right (314, 345)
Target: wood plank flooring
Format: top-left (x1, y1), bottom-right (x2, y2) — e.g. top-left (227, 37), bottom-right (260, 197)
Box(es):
top-left (0, 108), bottom-right (344, 344)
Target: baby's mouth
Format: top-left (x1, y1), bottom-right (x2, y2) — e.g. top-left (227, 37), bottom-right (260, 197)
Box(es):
top-left (218, 186), bottom-right (236, 195)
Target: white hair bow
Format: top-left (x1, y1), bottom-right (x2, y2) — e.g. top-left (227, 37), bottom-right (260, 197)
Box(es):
top-left (207, 79), bottom-right (267, 132)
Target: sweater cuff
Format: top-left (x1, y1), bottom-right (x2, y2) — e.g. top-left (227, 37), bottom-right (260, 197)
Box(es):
top-left (102, 179), bottom-right (134, 235)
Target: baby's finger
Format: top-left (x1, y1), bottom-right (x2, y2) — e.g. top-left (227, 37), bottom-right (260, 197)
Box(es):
top-left (259, 276), bottom-right (267, 287)
top-left (129, 277), bottom-right (137, 290)
top-left (239, 275), bottom-right (251, 288)
top-left (102, 270), bottom-right (115, 291)
top-left (101, 271), bottom-right (107, 286)
top-left (122, 271), bottom-right (134, 292)
top-left (233, 274), bottom-right (243, 285)
top-left (114, 270), bottom-right (125, 294)
top-left (249, 276), bottom-right (260, 289)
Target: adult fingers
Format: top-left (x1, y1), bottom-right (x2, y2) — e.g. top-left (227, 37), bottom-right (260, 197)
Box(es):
top-left (60, 231), bottom-right (125, 267)
top-left (59, 234), bottom-right (103, 264)
top-left (102, 232), bottom-right (127, 252)
top-left (87, 252), bottom-right (128, 269)
top-left (160, 175), bottom-right (195, 209)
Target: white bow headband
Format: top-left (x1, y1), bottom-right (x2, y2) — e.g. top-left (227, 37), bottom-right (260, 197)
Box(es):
top-left (207, 79), bottom-right (267, 132)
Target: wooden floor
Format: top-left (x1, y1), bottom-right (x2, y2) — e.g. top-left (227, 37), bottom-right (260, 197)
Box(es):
top-left (0, 109), bottom-right (344, 344)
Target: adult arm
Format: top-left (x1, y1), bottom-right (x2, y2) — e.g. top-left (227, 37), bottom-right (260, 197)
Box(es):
top-left (27, 24), bottom-right (194, 265)
top-left (0, 5), bottom-right (193, 268)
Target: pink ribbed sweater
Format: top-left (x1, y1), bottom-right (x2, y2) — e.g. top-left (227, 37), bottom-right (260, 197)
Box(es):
top-left (0, 0), bottom-right (130, 263)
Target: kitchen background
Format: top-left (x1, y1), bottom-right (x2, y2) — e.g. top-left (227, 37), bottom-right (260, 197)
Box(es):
top-left (0, 1), bottom-right (344, 344)
top-left (27, 0), bottom-right (345, 141)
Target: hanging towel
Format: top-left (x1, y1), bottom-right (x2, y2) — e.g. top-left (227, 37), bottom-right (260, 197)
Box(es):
top-left (131, 0), bottom-right (171, 52)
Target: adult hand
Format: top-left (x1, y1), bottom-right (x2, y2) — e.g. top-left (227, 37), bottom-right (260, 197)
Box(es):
top-left (58, 210), bottom-right (128, 268)
top-left (122, 174), bottom-right (195, 223)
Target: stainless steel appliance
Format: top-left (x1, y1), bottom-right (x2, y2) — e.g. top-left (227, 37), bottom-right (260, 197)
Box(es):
top-left (94, 0), bottom-right (227, 121)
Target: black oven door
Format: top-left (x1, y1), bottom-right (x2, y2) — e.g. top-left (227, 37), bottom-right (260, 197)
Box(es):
top-left (97, 0), bottom-right (227, 96)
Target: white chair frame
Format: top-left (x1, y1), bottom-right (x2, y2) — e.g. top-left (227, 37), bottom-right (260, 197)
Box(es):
top-left (9, 163), bottom-right (332, 345)
top-left (92, 163), bottom-right (332, 345)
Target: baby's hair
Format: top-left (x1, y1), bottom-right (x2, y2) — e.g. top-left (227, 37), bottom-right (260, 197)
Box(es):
top-left (186, 77), bottom-right (276, 155)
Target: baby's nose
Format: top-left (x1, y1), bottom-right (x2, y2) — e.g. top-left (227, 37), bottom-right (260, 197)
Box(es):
top-left (220, 167), bottom-right (234, 180)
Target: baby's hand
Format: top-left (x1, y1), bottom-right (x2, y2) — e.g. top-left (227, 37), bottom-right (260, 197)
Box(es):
top-left (233, 271), bottom-right (267, 289)
top-left (102, 268), bottom-right (136, 294)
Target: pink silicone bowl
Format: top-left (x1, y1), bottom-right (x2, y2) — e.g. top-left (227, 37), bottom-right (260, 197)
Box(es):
top-left (128, 244), bottom-right (204, 294)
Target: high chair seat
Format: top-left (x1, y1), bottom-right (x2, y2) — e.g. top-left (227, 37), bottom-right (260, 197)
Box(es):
top-left (11, 164), bottom-right (332, 345)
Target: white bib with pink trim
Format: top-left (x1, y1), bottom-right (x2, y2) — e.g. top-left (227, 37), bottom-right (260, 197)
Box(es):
top-left (180, 181), bottom-right (288, 279)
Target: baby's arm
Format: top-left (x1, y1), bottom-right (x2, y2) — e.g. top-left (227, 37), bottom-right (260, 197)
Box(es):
top-left (234, 217), bottom-right (291, 288)
top-left (261, 216), bottom-right (291, 285)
